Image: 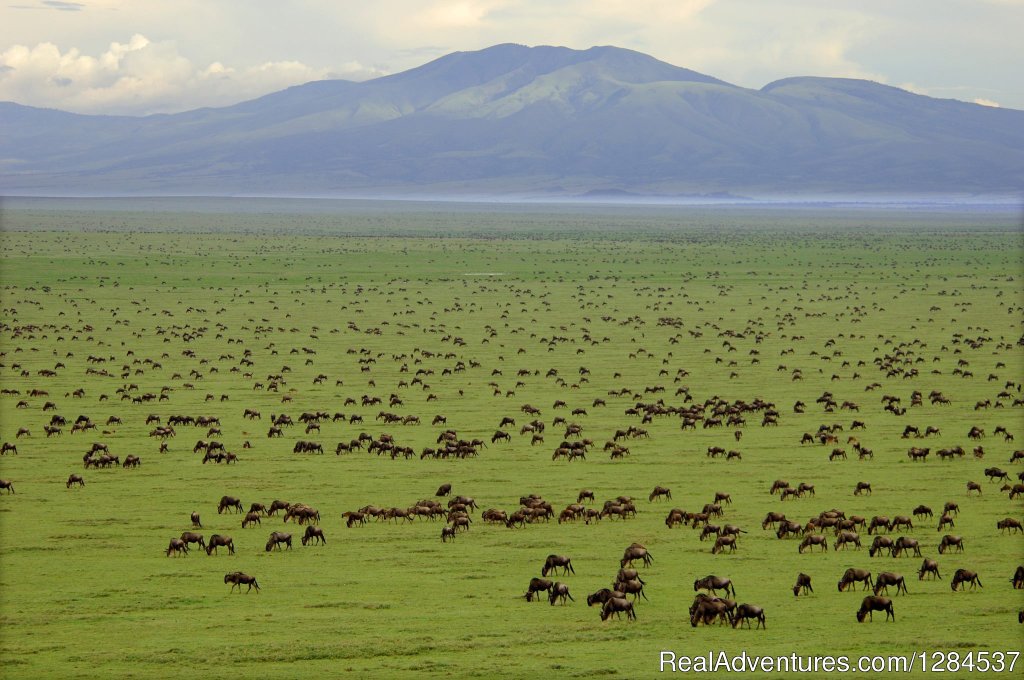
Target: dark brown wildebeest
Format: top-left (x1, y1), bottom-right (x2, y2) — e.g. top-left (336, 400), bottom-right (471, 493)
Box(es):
top-left (793, 573), bottom-right (813, 596)
top-left (665, 508), bottom-right (686, 528)
top-left (997, 518), bottom-right (1024, 534)
top-left (888, 516), bottom-right (913, 532)
top-left (577, 489), bottom-right (595, 503)
top-left (985, 467), bottom-right (1010, 483)
top-left (614, 579), bottom-right (649, 601)
top-left (616, 568), bottom-right (645, 585)
top-left (122, 455), bottom-right (140, 468)
top-left (0, 479), bottom-right (14, 494)
top-left (267, 500), bottom-right (290, 516)
top-left (248, 503), bottom-right (267, 516)
top-left (712, 535), bottom-right (738, 555)
top-left (943, 501), bottom-right (960, 516)
top-left (66, 474), bottom-right (85, 488)
top-left (689, 596), bottom-right (733, 627)
top-left (542, 555), bottom-right (575, 577)
top-left (225, 572), bottom-right (260, 593)
top-left (938, 535), bottom-right (963, 554)
top-left (951, 568), bottom-right (982, 591)
top-left (867, 516), bottom-right (890, 535)
top-left (838, 568), bottom-right (873, 592)
top-left (587, 588), bottom-right (625, 607)
top-left (732, 603), bottom-right (766, 629)
top-left (435, 483), bottom-right (452, 497)
top-left (873, 572), bottom-right (908, 596)
top-left (1, 443), bottom-right (18, 455)
top-left (525, 577), bottom-right (553, 602)
top-left (490, 430), bottom-right (511, 444)
top-left (918, 558), bottom-right (941, 580)
top-left (762, 511), bottom-right (786, 530)
top-left (798, 534), bottom-right (828, 553)
top-left (548, 582), bottom-right (574, 605)
top-left (835, 531), bottom-right (862, 551)
top-left (302, 526), bottom-right (326, 545)
top-left (937, 513), bottom-right (956, 531)
top-left (714, 491), bottom-right (732, 505)
top-left (649, 485), bottom-right (672, 502)
top-left (853, 481), bottom-right (871, 496)
top-left (776, 520), bottom-right (804, 539)
top-left (190, 512), bottom-right (201, 528)
top-left (769, 479), bottom-right (789, 495)
top-left (601, 597), bottom-right (636, 621)
top-left (869, 536), bottom-right (895, 557)
top-left (892, 537), bottom-right (922, 558)
top-left (440, 526), bottom-right (456, 542)
top-left (1011, 565), bottom-right (1024, 589)
top-left (165, 538), bottom-right (188, 557)
top-left (621, 544), bottom-right (653, 568)
top-left (797, 483), bottom-right (815, 497)
top-left (265, 531), bottom-right (292, 552)
top-left (242, 511), bottom-right (261, 528)
top-left (205, 534), bottom-right (234, 555)
top-left (179, 532), bottom-right (205, 550)
top-left (218, 496), bottom-right (243, 514)
top-left (694, 575), bottom-right (735, 597)
top-left (857, 595), bottom-right (894, 622)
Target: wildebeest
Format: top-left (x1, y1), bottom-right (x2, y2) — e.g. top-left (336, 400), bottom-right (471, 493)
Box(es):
top-left (179, 531), bottom-right (205, 550)
top-left (224, 572), bottom-right (260, 593)
top-left (205, 534), bottom-right (234, 555)
top-left (648, 485), bottom-right (672, 502)
top-left (165, 538), bottom-right (188, 557)
top-left (435, 483), bottom-right (452, 497)
top-left (265, 531), bottom-right (292, 551)
top-left (838, 568), bottom-right (872, 592)
top-left (218, 495), bottom-right (243, 514)
top-left (694, 575), bottom-right (735, 597)
top-left (793, 573), bottom-right (813, 596)
top-left (856, 596), bottom-right (894, 622)
top-left (621, 544), bottom-right (653, 568)
top-left (869, 536), bottom-right (894, 557)
top-left (301, 526), bottom-right (326, 545)
top-left (997, 518), bottom-right (1023, 534)
top-left (951, 568), bottom-right (982, 591)
top-left (798, 534), bottom-right (828, 553)
top-left (892, 537), bottom-right (922, 558)
top-left (548, 582), bottom-right (574, 605)
top-left (190, 512), bottom-right (201, 528)
top-left (1013, 565), bottom-right (1024, 589)
top-left (66, 474), bottom-right (85, 488)
top-left (542, 555), bottom-right (575, 577)
top-left (853, 481), bottom-right (871, 496)
top-left (834, 530), bottom-right (862, 551)
top-left (600, 597), bottom-right (636, 621)
top-left (918, 558), bottom-right (941, 580)
top-left (525, 577), bottom-right (553, 602)
top-left (440, 526), bottom-right (456, 542)
top-left (873, 572), bottom-right (908, 596)
top-left (938, 535), bottom-right (963, 554)
top-left (0, 479), bottom-right (14, 494)
top-left (241, 511), bottom-right (261, 528)
top-left (732, 603), bottom-right (766, 629)
top-left (712, 535), bottom-right (738, 555)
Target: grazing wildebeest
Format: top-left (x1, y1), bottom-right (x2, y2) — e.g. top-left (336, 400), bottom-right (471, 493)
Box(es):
top-left (548, 582), bottom-right (574, 605)
top-left (762, 511), bottom-right (786, 530)
top-left (834, 531), bottom-right (862, 551)
top-left (793, 573), bottom-right (813, 596)
top-left (614, 579), bottom-right (649, 602)
top-left (1, 443), bottom-right (17, 455)
top-left (179, 532), bottom-right (205, 550)
top-left (225, 572), bottom-right (260, 593)
top-left (938, 535), bottom-right (963, 554)
top-left (732, 603), bottom-right (766, 629)
top-left (190, 512), bottom-right (201, 528)
top-left (440, 526), bottom-right (456, 542)
top-left (218, 496), bottom-right (243, 514)
top-left (205, 534), bottom-right (235, 555)
top-left (951, 569), bottom-right (982, 591)
top-left (838, 568), bottom-right (873, 592)
top-left (649, 485), bottom-right (672, 502)
top-left (587, 588), bottom-right (625, 607)
top-left (577, 489), bottom-right (595, 503)
top-left (853, 481), bottom-right (871, 496)
top-left (0, 479), bottom-right (14, 494)
top-left (542, 555), bottom-right (575, 577)
top-left (694, 575), bottom-right (735, 597)
top-left (943, 502), bottom-right (960, 516)
top-left (620, 544), bottom-right (653, 568)
top-left (689, 596), bottom-right (733, 627)
top-left (301, 526), bottom-right (326, 545)
top-left (435, 483), bottom-right (452, 497)
top-left (997, 518), bottom-right (1023, 534)
top-left (966, 481), bottom-right (983, 496)
top-left (712, 535), bottom-right (738, 555)
top-left (937, 513), bottom-right (956, 531)
top-left (265, 531), bottom-right (292, 551)
top-left (165, 538), bottom-right (188, 557)
top-left (242, 511), bottom-right (262, 528)
top-left (798, 534), bottom-right (828, 553)
top-left (918, 558), bottom-right (941, 580)
top-left (867, 516), bottom-right (890, 535)
top-left (525, 577), bottom-right (553, 602)
top-left (600, 597), bottom-right (636, 621)
top-left (888, 516), bottom-right (914, 532)
top-left (66, 474), bottom-right (85, 488)
top-left (1013, 565), bottom-right (1024, 589)
top-left (892, 537), bottom-right (922, 558)
top-left (873, 572), bottom-right (908, 596)
top-left (869, 536), bottom-right (894, 557)
top-left (857, 596), bottom-right (894, 622)
top-left (770, 479), bottom-right (789, 495)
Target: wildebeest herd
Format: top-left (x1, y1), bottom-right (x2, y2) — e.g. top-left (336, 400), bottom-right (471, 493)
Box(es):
top-left (0, 213), bottom-right (1022, 676)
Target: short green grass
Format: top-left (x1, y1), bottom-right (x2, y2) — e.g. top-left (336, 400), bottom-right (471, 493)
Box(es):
top-left (0, 200), bottom-right (1022, 679)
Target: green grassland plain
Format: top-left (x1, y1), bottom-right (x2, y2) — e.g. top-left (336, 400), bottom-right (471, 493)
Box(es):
top-left (0, 199), bottom-right (1022, 679)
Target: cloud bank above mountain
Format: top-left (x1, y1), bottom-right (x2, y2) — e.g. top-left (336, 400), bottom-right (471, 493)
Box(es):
top-left (1, 0), bottom-right (1021, 114)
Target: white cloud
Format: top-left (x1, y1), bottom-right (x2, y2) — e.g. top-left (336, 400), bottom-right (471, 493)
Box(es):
top-left (0, 34), bottom-right (386, 115)
top-left (973, 98), bottom-right (1000, 107)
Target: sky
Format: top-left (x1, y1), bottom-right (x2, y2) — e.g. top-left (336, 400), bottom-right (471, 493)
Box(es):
top-left (1, 0), bottom-right (1021, 116)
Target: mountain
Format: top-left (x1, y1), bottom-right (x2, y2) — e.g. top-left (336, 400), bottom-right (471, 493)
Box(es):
top-left (1, 43), bottom-right (1022, 198)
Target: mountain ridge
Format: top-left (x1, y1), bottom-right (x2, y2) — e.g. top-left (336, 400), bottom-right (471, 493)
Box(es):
top-left (2, 43), bottom-right (1021, 197)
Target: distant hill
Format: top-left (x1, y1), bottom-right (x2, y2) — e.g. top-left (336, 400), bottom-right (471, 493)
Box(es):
top-left (2, 43), bottom-right (1022, 198)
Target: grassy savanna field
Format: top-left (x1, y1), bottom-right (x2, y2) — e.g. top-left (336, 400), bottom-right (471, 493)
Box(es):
top-left (0, 200), bottom-right (1022, 678)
